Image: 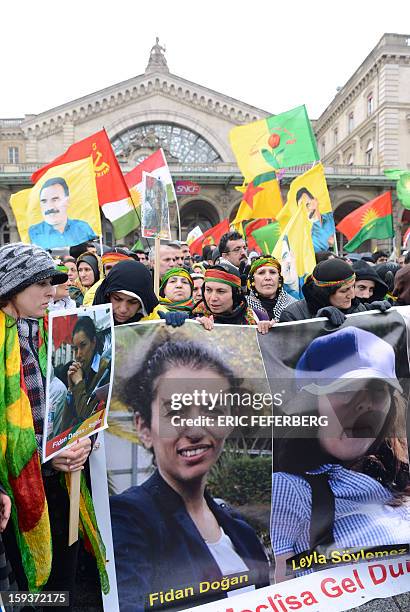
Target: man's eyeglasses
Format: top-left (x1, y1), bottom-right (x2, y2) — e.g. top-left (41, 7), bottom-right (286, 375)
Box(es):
top-left (225, 246), bottom-right (247, 254)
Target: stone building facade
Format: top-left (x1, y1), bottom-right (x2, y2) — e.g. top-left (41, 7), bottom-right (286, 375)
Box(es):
top-left (0, 34), bottom-right (409, 251)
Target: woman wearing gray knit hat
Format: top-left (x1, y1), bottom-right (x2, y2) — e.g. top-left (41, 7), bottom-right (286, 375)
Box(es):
top-left (0, 243), bottom-right (104, 602)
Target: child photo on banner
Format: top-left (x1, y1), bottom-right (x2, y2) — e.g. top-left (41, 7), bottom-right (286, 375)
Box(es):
top-left (42, 304), bottom-right (115, 462)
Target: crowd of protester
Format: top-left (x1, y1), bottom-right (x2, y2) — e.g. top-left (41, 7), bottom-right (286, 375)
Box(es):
top-left (0, 232), bottom-right (409, 607)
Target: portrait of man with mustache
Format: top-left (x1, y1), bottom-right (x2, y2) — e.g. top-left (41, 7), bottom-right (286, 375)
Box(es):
top-left (28, 177), bottom-right (96, 249)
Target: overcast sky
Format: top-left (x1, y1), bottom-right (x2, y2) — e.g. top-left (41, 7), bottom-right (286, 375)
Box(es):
top-left (2, 0), bottom-right (410, 120)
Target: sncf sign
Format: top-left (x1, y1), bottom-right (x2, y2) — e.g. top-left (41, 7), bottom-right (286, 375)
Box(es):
top-left (175, 180), bottom-right (201, 196)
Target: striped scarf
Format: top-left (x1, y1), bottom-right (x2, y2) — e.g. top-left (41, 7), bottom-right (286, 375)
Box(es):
top-left (159, 296), bottom-right (194, 313)
top-left (0, 311), bottom-right (109, 594)
top-left (0, 310), bottom-right (51, 591)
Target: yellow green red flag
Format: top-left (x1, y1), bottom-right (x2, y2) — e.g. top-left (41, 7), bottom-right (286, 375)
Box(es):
top-left (10, 157), bottom-right (101, 249)
top-left (229, 105), bottom-right (319, 183)
top-left (232, 172), bottom-right (283, 228)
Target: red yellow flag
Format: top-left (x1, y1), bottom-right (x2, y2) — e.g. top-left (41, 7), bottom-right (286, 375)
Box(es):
top-left (31, 130), bottom-right (137, 239)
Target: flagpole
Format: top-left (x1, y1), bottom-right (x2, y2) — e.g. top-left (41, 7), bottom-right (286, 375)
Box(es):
top-left (154, 236), bottom-right (161, 297)
top-left (174, 199), bottom-right (182, 241)
top-left (333, 231), bottom-right (339, 256)
top-left (99, 235), bottom-right (104, 256)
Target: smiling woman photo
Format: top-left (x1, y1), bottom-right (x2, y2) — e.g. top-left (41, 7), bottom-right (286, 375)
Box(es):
top-left (110, 337), bottom-right (269, 611)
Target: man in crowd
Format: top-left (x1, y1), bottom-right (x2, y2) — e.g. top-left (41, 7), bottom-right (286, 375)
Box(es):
top-left (372, 250), bottom-right (389, 264)
top-left (167, 242), bottom-right (185, 267)
top-left (133, 249), bottom-right (150, 267)
top-left (202, 244), bottom-right (217, 267)
top-left (352, 259), bottom-right (387, 304)
top-left (218, 231), bottom-right (247, 269)
top-left (180, 242), bottom-right (193, 268)
top-left (149, 244), bottom-right (178, 277)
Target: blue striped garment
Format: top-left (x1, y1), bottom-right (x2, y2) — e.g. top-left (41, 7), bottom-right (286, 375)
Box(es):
top-left (271, 464), bottom-right (410, 557)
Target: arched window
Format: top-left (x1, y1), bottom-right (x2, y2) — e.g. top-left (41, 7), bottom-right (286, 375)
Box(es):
top-left (111, 123), bottom-right (222, 164)
top-left (365, 140), bottom-right (373, 165)
top-left (180, 200), bottom-right (219, 235)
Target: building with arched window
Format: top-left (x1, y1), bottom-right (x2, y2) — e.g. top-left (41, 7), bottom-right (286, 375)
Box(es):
top-left (0, 34), bottom-right (409, 251)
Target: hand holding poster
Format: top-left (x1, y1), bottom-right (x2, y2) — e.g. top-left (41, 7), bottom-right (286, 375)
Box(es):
top-left (42, 304), bottom-right (115, 462)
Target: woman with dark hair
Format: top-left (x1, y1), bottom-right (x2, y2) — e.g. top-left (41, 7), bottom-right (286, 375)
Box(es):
top-left (246, 256), bottom-right (296, 323)
top-left (270, 327), bottom-right (410, 582)
top-left (110, 337), bottom-right (270, 610)
top-left (193, 262), bottom-right (260, 325)
top-left (280, 258), bottom-right (390, 324)
top-left (62, 315), bottom-right (110, 430)
top-left (76, 251), bottom-right (104, 307)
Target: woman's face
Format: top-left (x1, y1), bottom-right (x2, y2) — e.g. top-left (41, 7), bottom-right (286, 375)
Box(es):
top-left (193, 278), bottom-right (204, 303)
top-left (317, 380), bottom-right (391, 461)
top-left (72, 330), bottom-right (96, 370)
top-left (204, 281), bottom-right (233, 314)
top-left (138, 366), bottom-right (232, 489)
top-left (65, 262), bottom-right (78, 285)
top-left (253, 266), bottom-right (280, 298)
top-left (329, 280), bottom-right (355, 309)
top-left (11, 279), bottom-right (55, 318)
top-left (164, 276), bottom-right (192, 302)
top-left (110, 291), bottom-right (141, 323)
top-left (78, 262), bottom-right (95, 288)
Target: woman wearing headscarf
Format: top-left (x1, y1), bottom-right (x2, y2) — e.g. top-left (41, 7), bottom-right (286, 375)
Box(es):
top-left (193, 262), bottom-right (259, 326)
top-left (94, 260), bottom-right (164, 325)
top-left (280, 258), bottom-right (390, 325)
top-left (246, 256), bottom-right (296, 323)
top-left (76, 251), bottom-right (104, 307)
top-left (159, 267), bottom-right (195, 314)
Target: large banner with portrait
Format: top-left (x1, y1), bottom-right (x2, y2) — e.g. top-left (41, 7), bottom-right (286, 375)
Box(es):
top-left (42, 305), bottom-right (115, 462)
top-left (91, 309), bottom-right (410, 612)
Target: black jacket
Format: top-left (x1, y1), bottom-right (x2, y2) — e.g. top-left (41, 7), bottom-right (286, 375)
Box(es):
top-left (110, 470), bottom-right (270, 611)
top-left (279, 277), bottom-right (367, 322)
